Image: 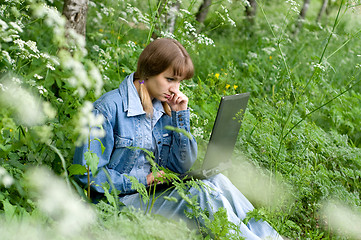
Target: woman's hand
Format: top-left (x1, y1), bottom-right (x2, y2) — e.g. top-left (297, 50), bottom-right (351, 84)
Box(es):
top-left (166, 91), bottom-right (188, 111)
top-left (146, 170), bottom-right (166, 186)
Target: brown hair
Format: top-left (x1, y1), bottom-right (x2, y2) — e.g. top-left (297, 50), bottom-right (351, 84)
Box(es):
top-left (134, 38), bottom-right (194, 116)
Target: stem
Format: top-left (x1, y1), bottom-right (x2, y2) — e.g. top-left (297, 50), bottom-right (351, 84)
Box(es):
top-left (87, 166), bottom-right (91, 199)
top-left (47, 143), bottom-right (71, 189)
top-left (275, 0), bottom-right (345, 160)
top-left (149, 183), bottom-right (157, 214)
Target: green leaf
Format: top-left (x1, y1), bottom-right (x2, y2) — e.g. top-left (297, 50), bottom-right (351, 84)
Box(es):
top-left (85, 151), bottom-right (99, 176)
top-left (164, 125), bottom-right (192, 139)
top-left (100, 182), bottom-right (116, 207)
top-left (125, 175), bottom-right (149, 204)
top-left (93, 137), bottom-right (106, 154)
top-left (68, 164), bottom-right (87, 177)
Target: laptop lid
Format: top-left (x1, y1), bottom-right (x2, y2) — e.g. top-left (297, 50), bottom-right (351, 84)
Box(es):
top-left (201, 93), bottom-right (250, 170)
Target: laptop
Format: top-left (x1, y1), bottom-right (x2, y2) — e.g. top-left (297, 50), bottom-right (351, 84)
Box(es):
top-left (181, 92), bottom-right (250, 180)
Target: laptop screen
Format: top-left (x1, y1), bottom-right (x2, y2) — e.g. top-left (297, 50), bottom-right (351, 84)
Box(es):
top-left (202, 93), bottom-right (250, 170)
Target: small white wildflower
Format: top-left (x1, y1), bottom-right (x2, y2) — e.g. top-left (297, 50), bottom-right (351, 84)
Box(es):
top-left (9, 21), bottom-right (23, 33)
top-left (0, 18), bottom-right (8, 30)
top-left (46, 63), bottom-right (55, 70)
top-left (14, 39), bottom-right (25, 49)
top-left (2, 175), bottom-right (14, 188)
top-left (160, 31), bottom-right (175, 39)
top-left (27, 168), bottom-right (96, 236)
top-left (0, 167), bottom-right (6, 175)
top-left (0, 80), bottom-right (45, 126)
top-left (0, 167), bottom-right (13, 188)
top-left (262, 47), bottom-right (276, 55)
top-left (40, 52), bottom-right (51, 59)
top-left (37, 85), bottom-right (47, 95)
top-left (286, 0), bottom-right (300, 13)
top-left (2, 50), bottom-right (15, 64)
top-left (57, 98), bottom-right (64, 103)
top-left (76, 101), bottom-right (105, 145)
top-left (247, 51), bottom-right (258, 59)
top-left (313, 62), bottom-right (326, 72)
top-left (89, 1), bottom-right (96, 7)
top-left (241, 0), bottom-right (251, 7)
top-left (192, 126), bottom-right (204, 139)
top-left (92, 44), bottom-right (100, 52)
top-left (34, 74), bottom-right (43, 80)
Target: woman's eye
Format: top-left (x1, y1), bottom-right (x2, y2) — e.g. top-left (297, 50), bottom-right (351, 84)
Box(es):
top-left (166, 78), bottom-right (174, 82)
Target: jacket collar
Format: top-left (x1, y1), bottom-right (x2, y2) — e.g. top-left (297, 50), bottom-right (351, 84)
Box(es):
top-left (119, 73), bottom-right (165, 117)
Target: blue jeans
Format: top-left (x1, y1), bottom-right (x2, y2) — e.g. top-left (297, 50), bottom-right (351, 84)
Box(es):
top-left (119, 174), bottom-right (283, 239)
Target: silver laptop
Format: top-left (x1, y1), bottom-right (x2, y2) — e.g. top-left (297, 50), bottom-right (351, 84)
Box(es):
top-left (182, 92), bottom-right (250, 179)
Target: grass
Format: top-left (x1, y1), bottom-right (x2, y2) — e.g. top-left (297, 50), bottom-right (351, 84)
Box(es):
top-left (1, 0), bottom-right (361, 239)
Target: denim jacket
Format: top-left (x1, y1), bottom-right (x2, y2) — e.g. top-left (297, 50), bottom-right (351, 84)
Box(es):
top-left (73, 73), bottom-right (197, 194)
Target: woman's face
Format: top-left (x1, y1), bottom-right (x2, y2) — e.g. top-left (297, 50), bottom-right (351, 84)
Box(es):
top-left (145, 68), bottom-right (183, 102)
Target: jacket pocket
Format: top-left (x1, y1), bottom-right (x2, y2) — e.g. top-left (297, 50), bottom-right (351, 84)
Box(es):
top-left (115, 136), bottom-right (133, 148)
top-left (108, 136), bottom-right (134, 171)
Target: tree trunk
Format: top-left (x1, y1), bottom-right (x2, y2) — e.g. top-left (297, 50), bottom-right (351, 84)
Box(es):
top-left (166, 1), bottom-right (180, 34)
top-left (196, 0), bottom-right (212, 24)
top-left (245, 0), bottom-right (257, 25)
top-left (294, 0), bottom-right (311, 35)
top-left (316, 0), bottom-right (328, 23)
top-left (62, 0), bottom-right (88, 38)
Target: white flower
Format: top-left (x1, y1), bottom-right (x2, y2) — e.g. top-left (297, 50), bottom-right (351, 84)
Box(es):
top-left (27, 168), bottom-right (95, 236)
top-left (0, 167), bottom-right (13, 188)
top-left (2, 50), bottom-right (15, 65)
top-left (37, 85), bottom-right (47, 95)
top-left (0, 80), bottom-right (45, 126)
top-left (0, 18), bottom-right (8, 30)
top-left (9, 21), bottom-right (23, 33)
top-left (92, 44), bottom-right (100, 52)
top-left (76, 101), bottom-right (105, 145)
top-left (46, 63), bottom-right (55, 70)
top-left (25, 40), bottom-right (39, 53)
top-left (34, 74), bottom-right (43, 80)
top-left (247, 51), bottom-right (258, 59)
top-left (14, 39), bottom-right (25, 49)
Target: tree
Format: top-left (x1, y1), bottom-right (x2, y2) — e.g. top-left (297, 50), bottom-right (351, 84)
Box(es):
top-left (62, 0), bottom-right (88, 39)
top-left (196, 0), bottom-right (212, 24)
top-left (294, 0), bottom-right (311, 35)
top-left (316, 0), bottom-right (329, 23)
top-left (245, 0), bottom-right (257, 26)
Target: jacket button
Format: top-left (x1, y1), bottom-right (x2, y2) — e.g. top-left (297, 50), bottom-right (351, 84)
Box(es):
top-left (158, 141), bottom-right (161, 144)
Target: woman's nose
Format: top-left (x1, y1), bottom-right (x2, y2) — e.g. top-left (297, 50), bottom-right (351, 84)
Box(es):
top-left (169, 81), bottom-right (180, 93)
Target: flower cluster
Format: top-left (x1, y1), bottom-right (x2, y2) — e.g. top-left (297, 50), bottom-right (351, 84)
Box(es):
top-left (27, 168), bottom-right (95, 236)
top-left (286, 0), bottom-right (300, 14)
top-left (0, 166), bottom-right (13, 188)
top-left (183, 21), bottom-right (215, 47)
top-left (75, 101), bottom-right (105, 145)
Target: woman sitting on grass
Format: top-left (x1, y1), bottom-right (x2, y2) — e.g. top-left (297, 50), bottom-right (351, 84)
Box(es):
top-left (74, 38), bottom-right (282, 239)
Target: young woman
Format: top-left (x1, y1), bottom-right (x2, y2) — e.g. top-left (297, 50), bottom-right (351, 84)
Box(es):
top-left (74, 38), bottom-right (282, 239)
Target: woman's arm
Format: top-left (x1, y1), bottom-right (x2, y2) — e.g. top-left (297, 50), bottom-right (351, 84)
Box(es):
top-left (165, 109), bottom-right (197, 173)
top-left (73, 109), bottom-right (146, 194)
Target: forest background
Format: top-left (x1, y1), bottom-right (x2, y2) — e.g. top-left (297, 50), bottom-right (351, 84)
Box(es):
top-left (1, 0), bottom-right (361, 239)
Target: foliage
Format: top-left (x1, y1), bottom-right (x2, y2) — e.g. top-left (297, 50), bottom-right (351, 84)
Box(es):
top-left (1, 0), bottom-right (361, 239)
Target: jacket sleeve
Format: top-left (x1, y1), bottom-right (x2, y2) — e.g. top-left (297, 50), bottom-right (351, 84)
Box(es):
top-left (73, 108), bottom-right (147, 194)
top-left (165, 109), bottom-right (198, 173)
